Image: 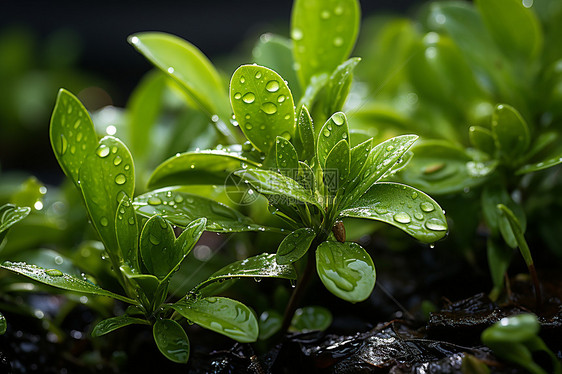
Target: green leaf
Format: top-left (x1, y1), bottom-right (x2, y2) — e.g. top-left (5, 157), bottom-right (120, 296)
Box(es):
top-left (497, 204), bottom-right (534, 267)
top-left (291, 0), bottom-right (360, 88)
top-left (172, 297), bottom-right (258, 343)
top-left (290, 306), bottom-right (332, 332)
top-left (115, 195), bottom-right (139, 271)
top-left (275, 136), bottom-right (298, 174)
top-left (230, 65), bottom-right (296, 153)
top-left (140, 215), bottom-right (197, 280)
top-left (195, 253), bottom-right (297, 295)
top-left (347, 138), bottom-right (373, 186)
top-left (120, 265), bottom-right (160, 306)
top-left (469, 126), bottom-right (496, 156)
top-left (49, 89), bottom-right (99, 188)
top-left (398, 140), bottom-right (488, 195)
top-left (340, 182), bottom-right (448, 243)
top-left (0, 261), bottom-right (135, 304)
top-left (276, 228), bottom-right (316, 265)
top-left (317, 112), bottom-right (350, 168)
top-left (134, 187), bottom-right (273, 233)
top-left (475, 0), bottom-right (543, 61)
top-left (0, 312), bottom-right (6, 335)
top-left (234, 169), bottom-right (321, 209)
top-left (293, 106), bottom-right (315, 161)
top-left (346, 135), bottom-right (417, 203)
top-left (253, 34), bottom-right (301, 101)
top-left (128, 32), bottom-right (229, 123)
top-left (324, 139), bottom-right (350, 196)
top-left (0, 204), bottom-right (31, 243)
top-left (126, 70), bottom-right (167, 159)
top-left (153, 319), bottom-right (190, 364)
top-left (482, 185), bottom-right (526, 248)
top-left (92, 315), bottom-right (149, 337)
top-left (487, 238), bottom-right (513, 301)
top-left (492, 104), bottom-right (530, 163)
top-left (316, 241), bottom-right (375, 303)
top-left (80, 136), bottom-right (135, 264)
top-left (258, 310), bottom-right (282, 340)
top-left (482, 314), bottom-right (539, 344)
top-left (147, 150), bottom-right (260, 189)
top-left (316, 57), bottom-right (361, 118)
top-left (516, 154), bottom-right (562, 175)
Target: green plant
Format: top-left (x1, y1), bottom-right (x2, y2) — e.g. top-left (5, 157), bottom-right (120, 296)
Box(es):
top-left (0, 90), bottom-right (300, 363)
top-left (482, 313), bottom-right (561, 374)
top-left (352, 0), bottom-right (562, 300)
top-left (129, 0), bottom-right (447, 334)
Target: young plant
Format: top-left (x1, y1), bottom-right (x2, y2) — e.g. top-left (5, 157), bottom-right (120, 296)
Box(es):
top-left (0, 90), bottom-right (298, 363)
top-left (482, 314), bottom-right (561, 374)
top-left (130, 0), bottom-right (448, 332)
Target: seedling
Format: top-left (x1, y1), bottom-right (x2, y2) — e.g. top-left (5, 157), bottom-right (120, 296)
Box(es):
top-left (482, 314), bottom-right (561, 374)
top-left (1, 90), bottom-right (298, 363)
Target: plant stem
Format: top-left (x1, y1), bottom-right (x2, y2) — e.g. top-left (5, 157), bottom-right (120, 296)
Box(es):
top-left (280, 242), bottom-right (317, 334)
top-left (528, 263), bottom-right (542, 311)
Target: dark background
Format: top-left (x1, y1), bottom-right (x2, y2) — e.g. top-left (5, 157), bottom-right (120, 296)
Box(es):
top-left (0, 0), bottom-right (426, 183)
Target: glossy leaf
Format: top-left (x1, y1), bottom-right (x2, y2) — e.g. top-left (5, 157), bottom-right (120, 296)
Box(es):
top-left (346, 135), bottom-right (418, 203)
top-left (482, 185), bottom-right (526, 248)
top-left (276, 228), bottom-right (316, 265)
top-left (172, 297), bottom-right (258, 343)
top-left (115, 195), bottom-right (139, 271)
top-left (258, 310), bottom-right (282, 340)
top-left (487, 238), bottom-right (513, 300)
top-left (80, 136), bottom-right (135, 263)
top-left (317, 57), bottom-right (360, 118)
top-left (291, 0), bottom-right (360, 87)
top-left (516, 153), bottom-right (562, 175)
top-left (153, 319), bottom-right (190, 364)
top-left (469, 126), bottom-right (495, 156)
top-left (492, 104), bottom-right (530, 163)
top-left (92, 315), bottom-right (149, 337)
top-left (120, 265), bottom-right (160, 305)
top-left (340, 182), bottom-right (448, 243)
top-left (398, 140), bottom-right (487, 195)
top-left (324, 139), bottom-right (350, 196)
top-left (317, 112), bottom-right (350, 169)
top-left (49, 89), bottom-right (99, 188)
top-left (0, 261), bottom-right (135, 304)
top-left (0, 204), bottom-right (31, 243)
top-left (316, 241), bottom-right (375, 303)
top-left (252, 33), bottom-right (301, 101)
top-left (293, 106), bottom-right (315, 161)
top-left (134, 187), bottom-right (272, 233)
top-left (0, 313), bottom-right (5, 335)
top-left (234, 169), bottom-right (320, 208)
top-left (275, 136), bottom-right (298, 174)
top-left (129, 32), bottom-right (229, 123)
top-left (148, 150), bottom-right (260, 189)
top-left (195, 253), bottom-right (297, 294)
top-left (497, 204), bottom-right (533, 267)
top-left (482, 314), bottom-right (539, 344)
top-left (475, 0), bottom-right (543, 61)
top-left (126, 70), bottom-right (167, 158)
top-left (346, 138), bottom-right (373, 189)
top-left (230, 65), bottom-right (296, 153)
top-left (290, 306), bottom-right (332, 332)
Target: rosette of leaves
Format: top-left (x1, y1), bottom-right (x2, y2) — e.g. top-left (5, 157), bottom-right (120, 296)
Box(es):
top-left (134, 0), bottom-right (447, 333)
top-left (0, 90), bottom-right (298, 363)
top-left (352, 0), bottom-right (562, 300)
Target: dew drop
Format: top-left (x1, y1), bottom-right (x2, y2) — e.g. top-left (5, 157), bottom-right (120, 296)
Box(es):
top-left (277, 95), bottom-right (286, 103)
top-left (113, 156), bottom-right (122, 166)
top-left (59, 134), bottom-right (68, 155)
top-left (321, 10), bottom-right (330, 19)
top-left (245, 123), bottom-right (253, 130)
top-left (411, 191), bottom-right (418, 199)
top-left (124, 164), bottom-right (130, 171)
top-left (240, 76), bottom-right (246, 84)
top-left (100, 217), bottom-right (109, 227)
top-left (46, 269), bottom-right (63, 277)
top-left (420, 202), bottom-right (435, 212)
top-left (261, 102), bottom-right (277, 115)
top-left (148, 197), bottom-right (162, 205)
top-left (76, 132), bottom-right (83, 142)
top-left (234, 92), bottom-right (242, 100)
top-left (255, 71), bottom-right (262, 79)
top-left (334, 5), bottom-right (343, 15)
top-left (393, 212), bottom-right (411, 224)
top-left (149, 234), bottom-right (161, 245)
top-left (414, 212), bottom-right (424, 221)
top-left (174, 195), bottom-right (184, 203)
top-left (70, 145), bottom-right (76, 154)
top-left (167, 67), bottom-right (174, 74)
top-left (96, 145), bottom-right (110, 158)
top-left (284, 114), bottom-right (290, 120)
top-left (333, 37), bottom-right (343, 47)
top-left (425, 218), bottom-right (447, 231)
top-left (333, 113), bottom-right (344, 126)
top-left (292, 28), bottom-right (303, 41)
top-left (323, 128), bottom-right (331, 137)
top-left (114, 174), bottom-right (126, 185)
top-left (128, 217), bottom-right (135, 225)
top-left (242, 92), bottom-right (255, 104)
top-left (265, 80), bottom-right (280, 92)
